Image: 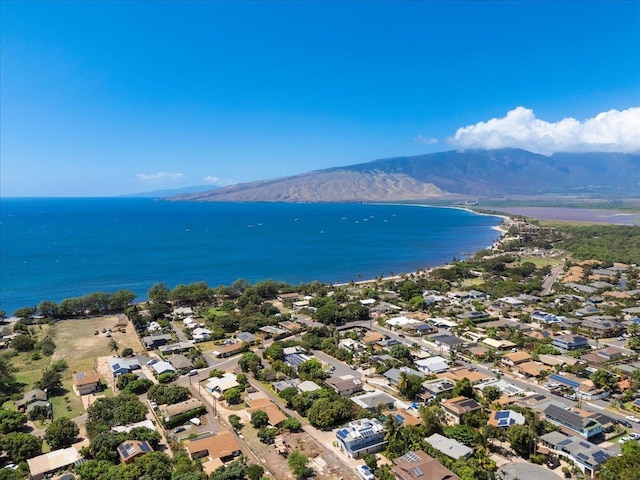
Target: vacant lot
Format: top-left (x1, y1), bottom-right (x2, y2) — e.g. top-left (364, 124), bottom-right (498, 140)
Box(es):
top-left (5, 315), bottom-right (144, 418)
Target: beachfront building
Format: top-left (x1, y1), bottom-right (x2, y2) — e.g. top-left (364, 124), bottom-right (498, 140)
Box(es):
top-left (336, 418), bottom-right (388, 458)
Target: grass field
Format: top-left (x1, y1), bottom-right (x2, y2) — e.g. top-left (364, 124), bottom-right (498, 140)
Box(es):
top-left (517, 256), bottom-right (564, 267)
top-left (5, 315), bottom-right (145, 420)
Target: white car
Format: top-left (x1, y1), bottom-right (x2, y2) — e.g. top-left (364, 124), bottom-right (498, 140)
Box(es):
top-left (356, 465), bottom-right (375, 480)
top-left (620, 436), bottom-right (631, 443)
top-left (629, 432), bottom-right (640, 440)
top-left (625, 415), bottom-right (640, 423)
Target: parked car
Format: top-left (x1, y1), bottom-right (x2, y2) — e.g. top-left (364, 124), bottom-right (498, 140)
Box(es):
top-left (547, 457), bottom-right (560, 469)
top-left (618, 419), bottom-right (633, 428)
top-left (188, 369), bottom-right (198, 376)
top-left (147, 359), bottom-right (158, 366)
top-left (625, 415), bottom-right (640, 423)
top-left (629, 432), bottom-right (640, 440)
top-left (619, 436), bottom-right (631, 443)
top-left (356, 465), bottom-right (375, 480)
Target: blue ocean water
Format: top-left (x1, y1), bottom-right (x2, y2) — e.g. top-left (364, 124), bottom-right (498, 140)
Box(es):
top-left (0, 198), bottom-right (501, 314)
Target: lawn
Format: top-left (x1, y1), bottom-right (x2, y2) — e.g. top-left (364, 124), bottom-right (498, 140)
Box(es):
top-left (6, 315), bottom-right (144, 419)
top-left (516, 256), bottom-right (564, 267)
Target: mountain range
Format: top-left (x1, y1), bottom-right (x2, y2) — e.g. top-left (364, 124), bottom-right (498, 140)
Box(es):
top-left (170, 149), bottom-right (640, 202)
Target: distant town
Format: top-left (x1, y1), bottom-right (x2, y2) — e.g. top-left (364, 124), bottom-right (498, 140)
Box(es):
top-left (1, 216), bottom-right (639, 480)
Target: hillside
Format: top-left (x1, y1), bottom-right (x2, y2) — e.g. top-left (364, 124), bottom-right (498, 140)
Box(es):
top-left (172, 149), bottom-right (640, 202)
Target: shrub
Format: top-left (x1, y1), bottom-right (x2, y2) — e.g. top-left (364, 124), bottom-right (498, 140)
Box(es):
top-left (121, 347), bottom-right (134, 357)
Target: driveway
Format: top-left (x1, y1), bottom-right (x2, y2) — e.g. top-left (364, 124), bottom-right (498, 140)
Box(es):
top-left (499, 462), bottom-right (563, 480)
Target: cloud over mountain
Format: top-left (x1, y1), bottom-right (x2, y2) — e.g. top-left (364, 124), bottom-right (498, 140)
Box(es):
top-left (135, 172), bottom-right (186, 184)
top-left (450, 106), bottom-right (640, 155)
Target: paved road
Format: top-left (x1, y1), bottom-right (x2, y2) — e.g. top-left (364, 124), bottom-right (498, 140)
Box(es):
top-left (541, 262), bottom-right (564, 296)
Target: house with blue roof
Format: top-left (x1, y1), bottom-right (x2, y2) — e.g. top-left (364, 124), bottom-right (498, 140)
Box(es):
top-left (335, 418), bottom-right (387, 458)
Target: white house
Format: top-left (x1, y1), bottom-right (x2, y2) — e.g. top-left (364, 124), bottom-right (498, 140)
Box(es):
top-left (414, 357), bottom-right (449, 374)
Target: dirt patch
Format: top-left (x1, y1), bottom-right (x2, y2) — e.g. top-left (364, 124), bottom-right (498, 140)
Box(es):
top-left (52, 314), bottom-right (145, 374)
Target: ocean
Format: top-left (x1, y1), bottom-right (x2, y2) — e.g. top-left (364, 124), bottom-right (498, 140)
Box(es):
top-left (0, 198), bottom-right (501, 314)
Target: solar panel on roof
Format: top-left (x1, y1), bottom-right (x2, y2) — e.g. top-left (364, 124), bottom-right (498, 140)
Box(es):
top-left (577, 453), bottom-right (589, 461)
top-left (395, 414), bottom-right (405, 423)
top-left (140, 442), bottom-right (151, 452)
top-left (337, 429), bottom-right (349, 439)
top-left (495, 411), bottom-right (509, 419)
top-left (412, 467), bottom-right (423, 477)
top-left (579, 442), bottom-right (591, 448)
top-left (402, 452), bottom-right (420, 463)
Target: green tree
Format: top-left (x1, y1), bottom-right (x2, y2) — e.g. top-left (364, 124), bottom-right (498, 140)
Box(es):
top-left (283, 417), bottom-right (302, 432)
top-left (0, 432), bottom-right (43, 463)
top-left (38, 300), bottom-right (59, 318)
top-left (108, 338), bottom-right (120, 355)
top-left (600, 440), bottom-right (640, 480)
top-left (257, 426), bottom-right (277, 444)
top-left (224, 387), bottom-right (242, 405)
top-left (247, 464), bottom-right (264, 480)
top-left (37, 369), bottom-right (63, 393)
top-left (590, 369), bottom-right (618, 390)
top-left (452, 378), bottom-right (474, 398)
top-left (507, 424), bottom-right (537, 458)
top-left (482, 385), bottom-right (502, 403)
top-left (11, 334), bottom-right (35, 352)
top-left (397, 373), bottom-right (423, 400)
top-left (279, 386), bottom-right (300, 407)
top-left (147, 384), bottom-right (190, 405)
top-left (239, 352), bottom-right (262, 376)
top-left (263, 342), bottom-right (285, 361)
top-left (148, 282), bottom-right (171, 304)
top-left (288, 451), bottom-right (311, 479)
top-left (0, 357), bottom-right (19, 404)
top-left (44, 417), bottom-right (79, 449)
top-left (251, 410), bottom-right (269, 428)
top-left (228, 414), bottom-right (242, 430)
top-left (0, 409), bottom-right (27, 434)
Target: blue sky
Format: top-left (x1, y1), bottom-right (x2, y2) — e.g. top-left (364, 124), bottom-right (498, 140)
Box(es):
top-left (1, 1), bottom-right (639, 197)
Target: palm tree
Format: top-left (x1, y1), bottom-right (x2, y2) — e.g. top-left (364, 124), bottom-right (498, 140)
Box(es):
top-left (384, 414), bottom-right (402, 443)
top-left (108, 338), bottom-right (120, 355)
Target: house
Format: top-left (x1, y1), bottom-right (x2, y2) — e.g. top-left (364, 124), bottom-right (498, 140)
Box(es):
top-left (16, 389), bottom-right (49, 413)
top-left (515, 361), bottom-right (548, 378)
top-left (581, 316), bottom-right (623, 337)
top-left (351, 391), bottom-right (396, 411)
top-left (27, 447), bottom-right (82, 480)
top-left (488, 410), bottom-right (525, 428)
top-left (336, 418), bottom-right (388, 458)
top-left (326, 375), bottom-right (364, 397)
top-left (213, 341), bottom-right (248, 358)
top-left (278, 292), bottom-right (301, 303)
top-left (152, 361), bottom-right (176, 376)
top-left (384, 409), bottom-right (422, 427)
top-left (259, 325), bottom-right (289, 339)
top-left (192, 327), bottom-right (212, 343)
top-left (142, 333), bottom-right (173, 350)
top-left (501, 351), bottom-right (532, 367)
top-left (273, 378), bottom-right (301, 393)
top-left (424, 433), bottom-right (473, 460)
top-left (392, 450), bottom-right (460, 480)
top-left (415, 357), bottom-right (449, 374)
top-left (430, 334), bottom-right (465, 351)
top-left (72, 370), bottom-right (102, 395)
top-left (420, 379), bottom-right (455, 401)
top-left (235, 331), bottom-right (257, 345)
top-left (362, 331), bottom-right (386, 344)
top-left (297, 380), bottom-right (322, 393)
top-left (441, 367), bottom-right (488, 385)
top-left (552, 334), bottom-right (589, 351)
top-left (205, 373), bottom-right (239, 397)
top-left (543, 404), bottom-right (602, 439)
top-left (246, 397), bottom-right (287, 427)
top-left (161, 398), bottom-right (204, 423)
top-left (278, 321), bottom-right (303, 334)
top-left (441, 396), bottom-right (482, 424)
top-left (531, 311), bottom-right (562, 324)
top-left (384, 367), bottom-right (425, 386)
top-left (108, 357), bottom-right (141, 378)
top-left (168, 354), bottom-right (193, 373)
top-left (186, 431), bottom-right (241, 475)
top-left (159, 341), bottom-right (195, 354)
top-left (284, 351), bottom-right (312, 369)
top-left (482, 338), bottom-right (517, 351)
top-left (339, 338), bottom-right (365, 352)
top-left (117, 439), bottom-right (153, 464)
top-left (539, 431), bottom-right (612, 478)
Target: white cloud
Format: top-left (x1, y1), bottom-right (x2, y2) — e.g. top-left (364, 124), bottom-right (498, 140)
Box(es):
top-left (449, 106), bottom-right (640, 155)
top-left (415, 135), bottom-right (438, 145)
top-left (203, 176), bottom-right (235, 186)
top-left (135, 172), bottom-right (186, 184)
